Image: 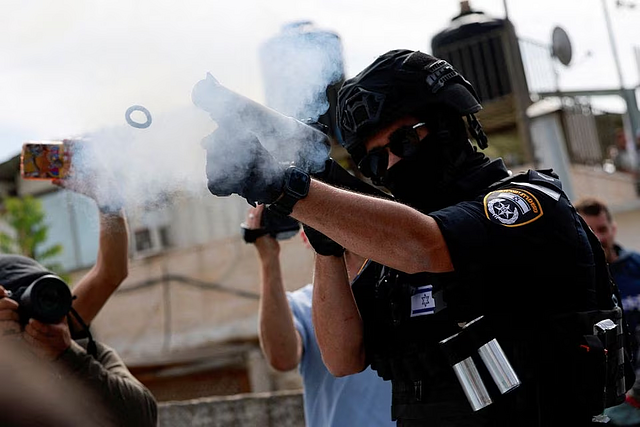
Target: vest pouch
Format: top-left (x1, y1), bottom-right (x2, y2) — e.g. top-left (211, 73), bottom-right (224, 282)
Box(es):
top-left (575, 334), bottom-right (607, 415)
top-left (548, 309), bottom-right (629, 416)
top-left (370, 354), bottom-right (395, 381)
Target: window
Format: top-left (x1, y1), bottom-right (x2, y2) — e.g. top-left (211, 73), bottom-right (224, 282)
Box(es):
top-left (134, 228), bottom-right (154, 252)
top-left (159, 226), bottom-right (172, 248)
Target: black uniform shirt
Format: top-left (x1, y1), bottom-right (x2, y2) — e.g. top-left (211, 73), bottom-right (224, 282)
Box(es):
top-left (429, 170), bottom-right (595, 319)
top-left (426, 170), bottom-right (598, 426)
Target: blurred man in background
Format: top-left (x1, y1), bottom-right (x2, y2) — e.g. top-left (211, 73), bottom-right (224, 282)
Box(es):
top-left (244, 204), bottom-right (394, 427)
top-left (576, 196), bottom-right (640, 427)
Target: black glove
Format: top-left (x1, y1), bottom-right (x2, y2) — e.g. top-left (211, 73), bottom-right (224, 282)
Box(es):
top-left (314, 158), bottom-right (391, 199)
top-left (303, 224), bottom-right (344, 257)
top-left (203, 127), bottom-right (285, 206)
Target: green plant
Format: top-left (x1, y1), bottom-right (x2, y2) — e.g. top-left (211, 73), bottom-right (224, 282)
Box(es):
top-left (0, 196), bottom-right (67, 280)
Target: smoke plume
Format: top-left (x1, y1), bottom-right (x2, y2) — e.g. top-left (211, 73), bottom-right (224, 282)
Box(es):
top-left (63, 20), bottom-right (344, 212)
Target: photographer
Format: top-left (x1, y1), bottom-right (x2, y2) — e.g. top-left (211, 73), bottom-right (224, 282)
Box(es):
top-left (0, 176), bottom-right (157, 426)
top-left (204, 49), bottom-right (634, 426)
top-left (245, 204), bottom-right (393, 427)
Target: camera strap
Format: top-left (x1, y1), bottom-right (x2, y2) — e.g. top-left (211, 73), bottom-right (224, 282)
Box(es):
top-left (69, 305), bottom-right (97, 358)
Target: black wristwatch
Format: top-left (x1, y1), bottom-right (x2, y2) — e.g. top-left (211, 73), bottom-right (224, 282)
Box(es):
top-left (269, 166), bottom-right (310, 216)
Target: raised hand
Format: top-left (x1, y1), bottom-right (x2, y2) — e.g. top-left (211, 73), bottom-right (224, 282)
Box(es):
top-left (53, 140), bottom-right (124, 213)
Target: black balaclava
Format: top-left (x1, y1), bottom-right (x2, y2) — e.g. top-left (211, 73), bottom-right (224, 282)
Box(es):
top-left (382, 112), bottom-right (508, 213)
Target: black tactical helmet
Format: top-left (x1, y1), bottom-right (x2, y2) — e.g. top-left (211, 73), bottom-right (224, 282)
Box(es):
top-left (337, 49), bottom-right (485, 163)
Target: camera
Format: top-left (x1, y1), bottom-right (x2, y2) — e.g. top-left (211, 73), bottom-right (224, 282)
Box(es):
top-left (6, 274), bottom-right (73, 324)
top-left (262, 208), bottom-right (300, 240)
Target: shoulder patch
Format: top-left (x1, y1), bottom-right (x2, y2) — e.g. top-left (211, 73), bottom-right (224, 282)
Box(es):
top-left (484, 189), bottom-right (543, 227)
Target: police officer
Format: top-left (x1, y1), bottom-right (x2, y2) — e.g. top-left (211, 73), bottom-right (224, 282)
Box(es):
top-left (203, 49), bottom-right (633, 426)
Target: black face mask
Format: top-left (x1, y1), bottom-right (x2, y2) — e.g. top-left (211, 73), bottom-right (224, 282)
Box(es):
top-left (382, 135), bottom-right (463, 213)
top-left (358, 122), bottom-right (427, 185)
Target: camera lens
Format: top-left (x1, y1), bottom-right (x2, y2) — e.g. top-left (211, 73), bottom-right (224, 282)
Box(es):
top-left (38, 286), bottom-right (64, 311)
top-left (21, 275), bottom-right (72, 323)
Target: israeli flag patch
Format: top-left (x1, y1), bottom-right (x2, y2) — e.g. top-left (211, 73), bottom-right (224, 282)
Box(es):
top-left (411, 285), bottom-right (436, 317)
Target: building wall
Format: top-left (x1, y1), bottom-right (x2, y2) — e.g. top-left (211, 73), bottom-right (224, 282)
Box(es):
top-left (86, 230), bottom-right (314, 364)
top-left (58, 190), bottom-right (312, 401)
top-left (158, 390), bottom-right (305, 427)
top-left (570, 164), bottom-right (640, 251)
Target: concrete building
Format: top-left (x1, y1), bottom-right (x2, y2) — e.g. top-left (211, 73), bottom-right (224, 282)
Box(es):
top-left (0, 162), bottom-right (311, 402)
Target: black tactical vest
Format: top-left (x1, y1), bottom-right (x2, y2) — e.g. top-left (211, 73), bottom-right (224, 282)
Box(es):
top-left (351, 169), bottom-right (635, 427)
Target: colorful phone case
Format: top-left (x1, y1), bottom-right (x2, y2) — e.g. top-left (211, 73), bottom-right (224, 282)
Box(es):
top-left (20, 142), bottom-right (73, 180)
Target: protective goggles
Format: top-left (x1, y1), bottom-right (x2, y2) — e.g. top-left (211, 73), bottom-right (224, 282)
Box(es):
top-left (358, 122), bottom-right (426, 183)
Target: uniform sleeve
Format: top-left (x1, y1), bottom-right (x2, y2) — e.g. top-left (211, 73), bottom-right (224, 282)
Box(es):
top-left (430, 183), bottom-right (561, 273)
top-left (429, 200), bottom-right (492, 272)
top-left (56, 340), bottom-right (158, 427)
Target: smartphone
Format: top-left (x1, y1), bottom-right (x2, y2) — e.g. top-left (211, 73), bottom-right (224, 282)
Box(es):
top-left (20, 141), bottom-right (73, 180)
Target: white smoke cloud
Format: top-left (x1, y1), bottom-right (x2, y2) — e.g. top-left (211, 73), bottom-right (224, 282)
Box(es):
top-left (60, 20), bottom-right (344, 212)
top-left (259, 21), bottom-right (345, 120)
top-left (65, 105), bottom-right (215, 211)
top-left (191, 22), bottom-right (344, 197)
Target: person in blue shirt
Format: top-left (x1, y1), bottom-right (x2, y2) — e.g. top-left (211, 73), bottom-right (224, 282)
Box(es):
top-left (244, 204), bottom-right (394, 427)
top-left (576, 196), bottom-right (640, 426)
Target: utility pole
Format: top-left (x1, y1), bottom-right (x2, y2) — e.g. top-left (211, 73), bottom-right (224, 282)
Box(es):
top-left (502, 0), bottom-right (510, 20)
top-left (601, 0), bottom-right (640, 168)
top-left (601, 0), bottom-right (625, 88)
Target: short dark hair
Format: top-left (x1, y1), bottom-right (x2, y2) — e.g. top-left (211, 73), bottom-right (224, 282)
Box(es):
top-left (574, 197), bottom-right (612, 223)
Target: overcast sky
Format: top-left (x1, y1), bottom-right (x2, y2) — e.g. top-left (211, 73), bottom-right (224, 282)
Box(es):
top-left (1, 0), bottom-right (639, 163)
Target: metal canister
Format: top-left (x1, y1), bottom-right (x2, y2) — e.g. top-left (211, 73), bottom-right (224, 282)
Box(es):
top-left (440, 329), bottom-right (493, 411)
top-left (463, 316), bottom-right (521, 395)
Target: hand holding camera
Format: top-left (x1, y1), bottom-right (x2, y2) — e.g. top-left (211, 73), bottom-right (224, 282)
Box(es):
top-left (241, 204), bottom-right (300, 244)
top-left (0, 283), bottom-right (73, 360)
top-left (22, 318), bottom-right (72, 361)
top-left (0, 286), bottom-right (21, 338)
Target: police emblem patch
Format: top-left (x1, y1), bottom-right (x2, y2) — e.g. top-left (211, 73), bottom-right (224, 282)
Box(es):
top-left (484, 189), bottom-right (543, 227)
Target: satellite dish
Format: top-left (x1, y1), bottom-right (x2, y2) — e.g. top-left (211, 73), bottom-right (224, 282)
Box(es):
top-left (551, 26), bottom-right (573, 66)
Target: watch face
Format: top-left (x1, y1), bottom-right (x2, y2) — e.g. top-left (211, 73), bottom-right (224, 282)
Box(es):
top-left (288, 168), bottom-right (310, 198)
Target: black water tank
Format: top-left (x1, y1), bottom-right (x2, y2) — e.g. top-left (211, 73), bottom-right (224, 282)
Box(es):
top-left (259, 21), bottom-right (345, 141)
top-left (431, 7), bottom-right (512, 103)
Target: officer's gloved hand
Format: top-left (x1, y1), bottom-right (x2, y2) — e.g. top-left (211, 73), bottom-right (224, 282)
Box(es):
top-left (302, 224), bottom-right (345, 257)
top-left (314, 158), bottom-right (391, 199)
top-left (203, 126), bottom-right (285, 206)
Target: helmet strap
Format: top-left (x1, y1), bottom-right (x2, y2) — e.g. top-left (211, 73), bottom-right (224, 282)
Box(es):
top-left (466, 114), bottom-right (488, 149)
top-left (430, 114), bottom-right (469, 191)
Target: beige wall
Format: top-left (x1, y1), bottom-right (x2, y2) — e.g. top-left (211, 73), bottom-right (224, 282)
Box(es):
top-left (613, 207), bottom-right (640, 252)
top-left (85, 232), bottom-right (315, 365)
top-left (569, 165), bottom-right (640, 252)
top-left (159, 390), bottom-right (305, 427)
